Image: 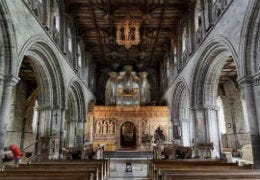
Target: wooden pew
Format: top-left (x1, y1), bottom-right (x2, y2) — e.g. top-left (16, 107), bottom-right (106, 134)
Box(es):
top-left (1, 159), bottom-right (108, 180)
top-left (149, 159), bottom-right (257, 180)
top-left (162, 170), bottom-right (260, 180)
top-left (0, 171), bottom-right (94, 180)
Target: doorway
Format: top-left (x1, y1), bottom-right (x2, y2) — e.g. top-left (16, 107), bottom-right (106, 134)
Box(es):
top-left (120, 122), bottom-right (136, 148)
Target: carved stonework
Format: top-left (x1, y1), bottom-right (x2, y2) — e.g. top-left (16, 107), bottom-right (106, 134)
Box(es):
top-left (88, 106), bottom-right (170, 151)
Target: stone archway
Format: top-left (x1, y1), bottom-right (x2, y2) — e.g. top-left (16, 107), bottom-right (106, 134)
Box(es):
top-left (239, 0), bottom-right (260, 168)
top-left (65, 80), bottom-right (87, 148)
top-left (0, 1), bottom-right (19, 165)
top-left (120, 122), bottom-right (136, 148)
top-left (171, 78), bottom-right (194, 146)
top-left (191, 37), bottom-right (243, 158)
top-left (8, 40), bottom-right (66, 159)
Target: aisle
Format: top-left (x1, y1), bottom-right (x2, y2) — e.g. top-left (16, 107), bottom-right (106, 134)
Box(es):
top-left (108, 158), bottom-right (150, 180)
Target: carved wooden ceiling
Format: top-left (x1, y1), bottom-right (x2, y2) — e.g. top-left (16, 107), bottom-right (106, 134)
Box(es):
top-left (67, 0), bottom-right (189, 68)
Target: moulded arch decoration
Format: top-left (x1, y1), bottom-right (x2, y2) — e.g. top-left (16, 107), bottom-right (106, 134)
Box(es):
top-left (67, 79), bottom-right (87, 122)
top-left (0, 0), bottom-right (17, 77)
top-left (240, 0), bottom-right (260, 78)
top-left (191, 36), bottom-right (240, 108)
top-left (171, 77), bottom-right (191, 124)
top-left (17, 38), bottom-right (65, 108)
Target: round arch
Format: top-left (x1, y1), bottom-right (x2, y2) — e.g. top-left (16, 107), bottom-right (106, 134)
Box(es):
top-left (67, 79), bottom-right (87, 121)
top-left (18, 40), bottom-right (65, 108)
top-left (172, 77), bottom-right (193, 146)
top-left (240, 0), bottom-right (260, 76)
top-left (191, 37), bottom-right (240, 108)
top-left (65, 79), bottom-right (87, 147)
top-left (0, 0), bottom-right (17, 77)
top-left (191, 37), bottom-right (241, 157)
top-left (239, 0), bottom-right (260, 168)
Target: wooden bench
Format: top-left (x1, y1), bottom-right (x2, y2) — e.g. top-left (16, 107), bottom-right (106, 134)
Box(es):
top-left (149, 159), bottom-right (257, 180)
top-left (0, 171), bottom-right (94, 180)
top-left (1, 159), bottom-right (108, 180)
top-left (162, 170), bottom-right (260, 180)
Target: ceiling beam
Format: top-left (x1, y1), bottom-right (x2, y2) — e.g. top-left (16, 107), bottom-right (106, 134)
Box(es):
top-left (149, 0), bottom-right (166, 61)
top-left (89, 2), bottom-right (106, 59)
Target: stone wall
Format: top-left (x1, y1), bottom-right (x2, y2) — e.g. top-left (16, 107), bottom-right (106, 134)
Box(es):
top-left (220, 80), bottom-right (251, 149)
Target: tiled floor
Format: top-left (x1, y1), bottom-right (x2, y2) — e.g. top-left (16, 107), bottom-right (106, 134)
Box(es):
top-left (108, 158), bottom-right (150, 180)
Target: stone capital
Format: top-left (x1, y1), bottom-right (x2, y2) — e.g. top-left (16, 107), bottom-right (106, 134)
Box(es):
top-left (237, 76), bottom-right (253, 86)
top-left (4, 74), bottom-right (20, 86)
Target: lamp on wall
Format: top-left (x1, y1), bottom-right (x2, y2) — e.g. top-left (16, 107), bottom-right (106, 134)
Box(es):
top-left (116, 15), bottom-right (140, 49)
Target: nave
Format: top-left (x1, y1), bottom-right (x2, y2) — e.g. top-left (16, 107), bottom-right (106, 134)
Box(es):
top-left (1, 151), bottom-right (260, 180)
top-left (1, 0), bottom-right (260, 179)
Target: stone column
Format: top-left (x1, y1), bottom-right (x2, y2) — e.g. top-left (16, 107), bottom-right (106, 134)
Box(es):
top-left (204, 107), bottom-right (221, 158)
top-left (59, 108), bottom-right (65, 159)
top-left (0, 75), bottom-right (19, 165)
top-left (239, 79), bottom-right (260, 168)
top-left (191, 107), bottom-right (208, 158)
top-left (0, 74), bottom-right (4, 110)
top-left (76, 121), bottom-right (84, 146)
top-left (192, 107), bottom-right (208, 142)
top-left (36, 106), bottom-right (63, 160)
top-left (83, 119), bottom-right (86, 143)
top-left (35, 106), bottom-right (43, 156)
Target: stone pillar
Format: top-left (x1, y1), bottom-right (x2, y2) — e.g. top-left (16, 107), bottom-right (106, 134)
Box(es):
top-left (83, 119), bottom-right (86, 143)
top-left (39, 135), bottom-right (60, 160)
top-left (59, 108), bottom-right (65, 158)
top-left (204, 107), bottom-right (221, 158)
top-left (239, 79), bottom-right (260, 168)
top-left (192, 108), bottom-right (208, 142)
top-left (35, 107), bottom-right (43, 156)
top-left (191, 107), bottom-right (209, 158)
top-left (76, 121), bottom-right (84, 146)
top-left (0, 75), bottom-right (4, 110)
top-left (0, 75), bottom-right (19, 165)
top-left (68, 121), bottom-right (76, 147)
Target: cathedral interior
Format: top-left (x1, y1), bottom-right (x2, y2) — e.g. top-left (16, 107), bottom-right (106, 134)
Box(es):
top-left (0, 0), bottom-right (260, 179)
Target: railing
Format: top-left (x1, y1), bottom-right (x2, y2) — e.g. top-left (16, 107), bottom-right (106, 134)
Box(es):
top-left (21, 140), bottom-right (40, 164)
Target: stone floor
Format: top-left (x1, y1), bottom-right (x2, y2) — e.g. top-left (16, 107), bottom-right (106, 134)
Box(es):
top-left (108, 158), bottom-right (150, 180)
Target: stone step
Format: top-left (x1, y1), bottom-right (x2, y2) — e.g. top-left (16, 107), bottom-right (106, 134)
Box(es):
top-left (108, 178), bottom-right (149, 180)
top-left (105, 151), bottom-right (153, 158)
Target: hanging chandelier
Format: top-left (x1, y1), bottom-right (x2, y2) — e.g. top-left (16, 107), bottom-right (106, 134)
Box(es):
top-left (116, 15), bottom-right (140, 49)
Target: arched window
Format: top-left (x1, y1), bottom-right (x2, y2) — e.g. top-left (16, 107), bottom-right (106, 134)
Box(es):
top-left (77, 44), bottom-right (82, 69)
top-left (67, 28), bottom-right (72, 52)
top-left (53, 1), bottom-right (60, 31)
top-left (182, 26), bottom-right (187, 52)
top-left (194, 0), bottom-right (202, 31)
